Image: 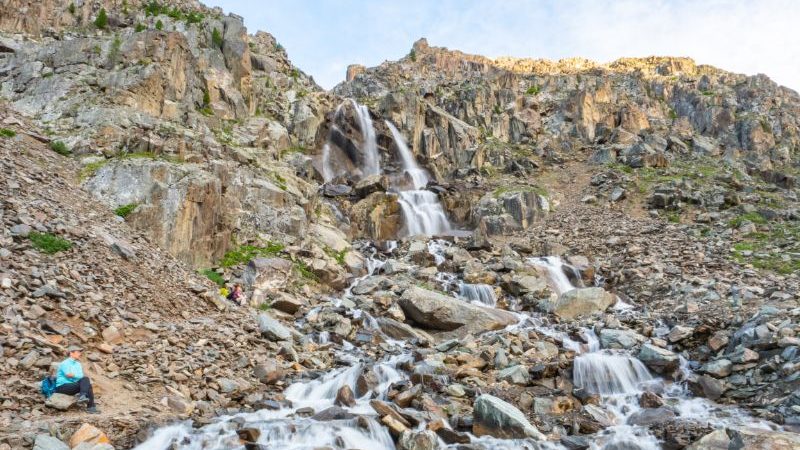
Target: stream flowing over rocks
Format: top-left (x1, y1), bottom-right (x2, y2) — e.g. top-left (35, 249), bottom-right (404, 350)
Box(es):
top-left (1, 1), bottom-right (799, 449)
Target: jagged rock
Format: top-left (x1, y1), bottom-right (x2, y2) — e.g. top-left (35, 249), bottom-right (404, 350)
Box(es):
top-left (686, 429), bottom-right (730, 450)
top-left (497, 365), bottom-right (530, 385)
top-left (638, 344), bottom-right (679, 374)
top-left (541, 287), bottom-right (615, 319)
top-left (253, 358), bottom-right (284, 384)
top-left (628, 407), bottom-right (676, 426)
top-left (472, 394), bottom-right (545, 440)
top-left (399, 286), bottom-right (517, 336)
top-left (355, 174), bottom-right (389, 197)
top-left (701, 359), bottom-right (732, 378)
top-left (726, 427), bottom-right (800, 449)
top-left (668, 325), bottom-right (694, 343)
top-left (257, 313), bottom-right (292, 341)
top-left (244, 258), bottom-right (294, 304)
top-left (69, 424), bottom-right (110, 449)
top-left (689, 375), bottom-right (727, 400)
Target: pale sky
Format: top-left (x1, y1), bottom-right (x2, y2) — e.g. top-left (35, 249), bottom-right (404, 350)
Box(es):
top-left (206, 0), bottom-right (800, 92)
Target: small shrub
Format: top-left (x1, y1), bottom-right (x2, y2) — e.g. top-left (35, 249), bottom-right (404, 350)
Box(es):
top-left (325, 246), bottom-right (347, 266)
top-left (184, 11), bottom-right (204, 24)
top-left (0, 128), bottom-right (16, 138)
top-left (94, 8), bottom-right (108, 29)
top-left (135, 23), bottom-right (146, 32)
top-left (108, 34), bottom-right (122, 66)
top-left (408, 49), bottom-right (416, 62)
top-left (202, 89), bottom-right (211, 106)
top-left (155, 19), bottom-right (163, 30)
top-left (274, 42), bottom-right (284, 52)
top-left (200, 268), bottom-right (225, 286)
top-left (220, 242), bottom-right (285, 268)
top-left (50, 141), bottom-right (70, 155)
top-left (666, 212), bottom-right (681, 223)
top-left (289, 68), bottom-right (300, 80)
top-left (294, 259), bottom-right (317, 281)
top-left (113, 203), bottom-right (138, 218)
top-left (28, 232), bottom-right (72, 254)
top-left (669, 108), bottom-right (677, 120)
top-left (211, 28), bottom-right (223, 49)
top-left (525, 85), bottom-right (540, 95)
top-left (258, 302), bottom-right (271, 311)
top-left (79, 159), bottom-right (108, 180)
top-left (68, 3), bottom-right (76, 15)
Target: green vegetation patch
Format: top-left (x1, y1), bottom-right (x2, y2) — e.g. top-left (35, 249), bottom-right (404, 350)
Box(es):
top-left (324, 246), bottom-right (347, 266)
top-left (212, 28), bottom-right (223, 49)
top-left (200, 268), bottom-right (225, 287)
top-left (525, 85), bottom-right (540, 96)
top-left (0, 128), bottom-right (16, 138)
top-left (220, 242), bottom-right (285, 268)
top-left (94, 8), bottom-right (108, 29)
top-left (728, 212), bottom-right (767, 228)
top-left (29, 232), bottom-right (72, 254)
top-left (113, 203), bottom-right (138, 218)
top-left (293, 259), bottom-right (317, 281)
top-left (730, 223), bottom-right (800, 275)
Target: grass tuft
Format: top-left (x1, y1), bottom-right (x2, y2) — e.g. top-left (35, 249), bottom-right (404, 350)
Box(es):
top-left (29, 232), bottom-right (72, 254)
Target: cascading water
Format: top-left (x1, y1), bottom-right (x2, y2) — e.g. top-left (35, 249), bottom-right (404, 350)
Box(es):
top-left (528, 256), bottom-right (584, 295)
top-left (353, 100), bottom-right (381, 177)
top-left (459, 283), bottom-right (498, 307)
top-left (386, 120), bottom-right (452, 237)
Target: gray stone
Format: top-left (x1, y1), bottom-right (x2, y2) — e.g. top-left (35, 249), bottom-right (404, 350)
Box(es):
top-left (33, 435), bottom-right (69, 450)
top-left (10, 224), bottom-right (32, 237)
top-left (257, 313), bottom-right (292, 341)
top-left (668, 325), bottom-right (694, 343)
top-left (44, 393), bottom-right (76, 411)
top-left (638, 343), bottom-right (679, 374)
top-left (701, 359), bottom-right (732, 378)
top-left (497, 365), bottom-right (529, 385)
top-left (599, 328), bottom-right (646, 349)
top-left (541, 287), bottom-right (615, 319)
top-left (472, 394), bottom-right (545, 440)
top-left (628, 407), bottom-right (676, 426)
top-left (398, 429), bottom-right (439, 450)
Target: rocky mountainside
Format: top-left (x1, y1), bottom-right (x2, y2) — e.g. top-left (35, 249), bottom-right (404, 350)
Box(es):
top-left (1, 1), bottom-right (800, 450)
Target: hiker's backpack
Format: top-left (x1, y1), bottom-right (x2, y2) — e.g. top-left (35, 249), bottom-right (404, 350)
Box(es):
top-left (40, 376), bottom-right (56, 398)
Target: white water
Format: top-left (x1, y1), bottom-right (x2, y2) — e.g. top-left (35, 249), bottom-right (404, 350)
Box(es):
top-left (427, 239), bottom-right (449, 266)
top-left (528, 256), bottom-right (583, 296)
top-left (386, 120), bottom-right (452, 237)
top-left (459, 283), bottom-right (498, 307)
top-left (352, 100), bottom-right (381, 177)
top-left (321, 143), bottom-right (334, 182)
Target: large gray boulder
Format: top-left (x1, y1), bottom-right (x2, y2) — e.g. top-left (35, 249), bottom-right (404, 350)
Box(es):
top-left (541, 287), bottom-right (615, 319)
top-left (472, 394), bottom-right (545, 440)
top-left (600, 328), bottom-right (646, 349)
top-left (399, 287), bottom-right (517, 336)
top-left (244, 257), bottom-right (295, 305)
top-left (257, 313), bottom-right (292, 341)
top-left (638, 343), bottom-right (679, 374)
top-left (33, 435), bottom-right (69, 450)
top-left (44, 393), bottom-right (76, 411)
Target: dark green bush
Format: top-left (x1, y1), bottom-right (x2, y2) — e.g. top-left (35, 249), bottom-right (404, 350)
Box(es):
top-left (50, 141), bottom-right (70, 155)
top-left (94, 8), bottom-right (108, 29)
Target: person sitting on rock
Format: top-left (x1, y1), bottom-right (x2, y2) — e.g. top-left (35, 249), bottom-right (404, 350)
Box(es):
top-left (55, 345), bottom-right (99, 414)
top-left (227, 284), bottom-right (246, 306)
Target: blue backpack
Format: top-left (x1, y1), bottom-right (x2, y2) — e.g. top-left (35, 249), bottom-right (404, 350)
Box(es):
top-left (41, 376), bottom-right (57, 398)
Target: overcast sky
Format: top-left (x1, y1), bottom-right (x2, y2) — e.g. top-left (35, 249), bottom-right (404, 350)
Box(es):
top-left (206, 0), bottom-right (800, 92)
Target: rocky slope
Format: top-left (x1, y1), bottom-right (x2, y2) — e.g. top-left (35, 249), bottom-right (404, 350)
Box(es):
top-left (1, 1), bottom-right (800, 450)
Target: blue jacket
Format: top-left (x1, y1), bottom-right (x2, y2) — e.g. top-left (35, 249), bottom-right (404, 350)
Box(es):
top-left (55, 357), bottom-right (84, 387)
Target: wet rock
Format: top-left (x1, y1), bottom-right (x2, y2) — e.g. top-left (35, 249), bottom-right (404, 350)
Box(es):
top-left (472, 394), bottom-right (545, 440)
top-left (638, 344), bottom-right (679, 374)
top-left (686, 429), bottom-right (730, 450)
top-left (600, 328), bottom-right (646, 349)
top-left (376, 318), bottom-right (433, 344)
top-left (628, 407), bottom-right (676, 426)
top-left (355, 174), bottom-right (389, 197)
top-left (541, 287), bottom-right (615, 319)
top-left (253, 358), bottom-right (284, 384)
top-left (726, 427), bottom-right (800, 449)
top-left (689, 375), bottom-right (727, 400)
top-left (312, 406), bottom-right (355, 421)
top-left (638, 391), bottom-right (664, 408)
top-left (335, 385), bottom-right (356, 407)
top-left (560, 435), bottom-right (591, 450)
top-left (727, 347), bottom-right (759, 364)
top-left (237, 428), bottom-right (261, 443)
top-left (399, 286), bottom-right (517, 335)
top-left (398, 429), bottom-right (439, 450)
top-left (257, 313), bottom-right (292, 341)
top-left (33, 435), bottom-right (69, 450)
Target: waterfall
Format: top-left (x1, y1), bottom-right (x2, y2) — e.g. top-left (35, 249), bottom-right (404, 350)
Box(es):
top-left (352, 100), bottom-right (380, 177)
top-left (528, 256), bottom-right (583, 296)
top-left (386, 120), bottom-right (452, 237)
top-left (459, 283), bottom-right (498, 307)
top-left (321, 143), bottom-right (333, 182)
top-left (573, 353), bottom-right (654, 395)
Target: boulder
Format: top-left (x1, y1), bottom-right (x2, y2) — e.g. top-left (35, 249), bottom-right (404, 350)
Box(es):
top-left (599, 328), bottom-right (646, 349)
top-left (69, 424), bottom-right (110, 449)
top-left (726, 427), bottom-right (800, 449)
top-left (686, 429), bottom-right (730, 450)
top-left (627, 407), bottom-right (676, 426)
top-left (398, 430), bottom-right (439, 450)
top-left (355, 174), bottom-right (388, 197)
top-left (542, 287), bottom-right (615, 319)
top-left (243, 258), bottom-right (294, 304)
top-left (497, 365), bottom-right (530, 385)
top-left (399, 287), bottom-right (517, 336)
top-left (45, 393), bottom-right (76, 411)
top-left (689, 375), bottom-right (727, 400)
top-left (638, 344), bottom-right (679, 374)
top-left (335, 385), bottom-right (356, 407)
top-left (257, 313), bottom-right (292, 341)
top-left (668, 325), bottom-right (694, 343)
top-left (33, 435), bottom-right (69, 450)
top-left (472, 394), bottom-right (545, 440)
top-left (700, 359), bottom-right (732, 378)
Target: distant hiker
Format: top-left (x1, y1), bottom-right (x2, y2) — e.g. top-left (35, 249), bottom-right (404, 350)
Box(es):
top-left (55, 345), bottom-right (99, 414)
top-left (227, 283), bottom-right (245, 306)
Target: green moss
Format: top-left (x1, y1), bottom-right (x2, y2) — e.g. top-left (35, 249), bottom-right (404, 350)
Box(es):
top-left (28, 232), bottom-right (72, 254)
top-left (607, 162), bottom-right (633, 174)
top-left (666, 212), bottom-right (681, 223)
top-left (80, 160), bottom-right (108, 180)
top-left (220, 242), bottom-right (285, 268)
top-left (135, 23), bottom-right (146, 32)
top-left (668, 108), bottom-right (677, 120)
top-left (200, 268), bottom-right (225, 287)
top-left (113, 203), bottom-right (138, 218)
top-left (730, 223), bottom-right (800, 275)
top-left (155, 19), bottom-right (163, 30)
top-left (0, 128), bottom-right (16, 138)
top-left (729, 212), bottom-right (767, 228)
top-left (525, 85), bottom-right (540, 95)
top-left (258, 302), bottom-right (271, 311)
top-left (324, 246), bottom-right (347, 266)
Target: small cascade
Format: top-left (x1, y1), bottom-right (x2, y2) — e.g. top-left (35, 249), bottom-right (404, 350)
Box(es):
top-left (459, 283), bottom-right (498, 307)
top-left (321, 143), bottom-right (333, 182)
top-left (528, 256), bottom-right (583, 296)
top-left (386, 120), bottom-right (452, 237)
top-left (573, 353), bottom-right (654, 395)
top-left (427, 239), bottom-right (449, 265)
top-left (352, 100), bottom-right (380, 177)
